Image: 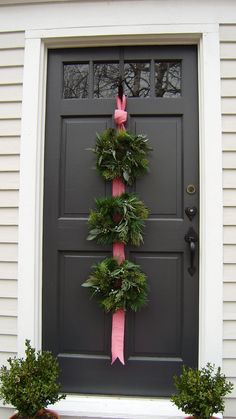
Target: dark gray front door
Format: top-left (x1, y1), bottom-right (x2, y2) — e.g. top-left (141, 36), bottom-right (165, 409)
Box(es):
top-left (43, 46), bottom-right (199, 396)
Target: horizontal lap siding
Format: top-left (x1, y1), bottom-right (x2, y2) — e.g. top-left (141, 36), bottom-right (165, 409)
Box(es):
top-left (0, 31), bottom-right (24, 369)
top-left (220, 24), bottom-right (236, 418)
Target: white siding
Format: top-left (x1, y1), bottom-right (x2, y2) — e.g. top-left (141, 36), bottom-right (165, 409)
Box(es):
top-left (0, 9), bottom-right (235, 419)
top-left (0, 31), bottom-right (24, 367)
top-left (220, 24), bottom-right (236, 418)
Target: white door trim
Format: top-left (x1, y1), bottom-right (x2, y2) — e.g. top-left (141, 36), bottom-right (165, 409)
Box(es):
top-left (18, 24), bottom-right (222, 418)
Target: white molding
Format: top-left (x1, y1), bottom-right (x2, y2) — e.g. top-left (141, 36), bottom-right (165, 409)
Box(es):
top-left (18, 37), bottom-right (44, 356)
top-left (18, 24), bottom-right (223, 418)
top-left (26, 23), bottom-right (215, 40)
top-left (18, 37), bottom-right (47, 355)
top-left (198, 31), bottom-right (223, 367)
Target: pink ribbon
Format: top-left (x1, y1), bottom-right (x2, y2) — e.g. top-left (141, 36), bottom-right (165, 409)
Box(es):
top-left (111, 94), bottom-right (127, 365)
top-left (111, 309), bottom-right (125, 365)
top-left (112, 177), bottom-right (125, 196)
top-left (114, 95), bottom-right (127, 131)
top-left (111, 241), bottom-right (125, 364)
top-left (113, 242), bottom-right (125, 264)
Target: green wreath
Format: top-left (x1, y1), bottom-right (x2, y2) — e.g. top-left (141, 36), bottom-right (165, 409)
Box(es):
top-left (82, 258), bottom-right (148, 313)
top-left (87, 193), bottom-right (148, 246)
top-left (91, 128), bottom-right (152, 185)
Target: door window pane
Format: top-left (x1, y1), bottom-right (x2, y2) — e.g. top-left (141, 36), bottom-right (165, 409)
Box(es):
top-left (63, 63), bottom-right (89, 98)
top-left (124, 62), bottom-right (150, 97)
top-left (155, 61), bottom-right (181, 97)
top-left (93, 63), bottom-right (119, 98)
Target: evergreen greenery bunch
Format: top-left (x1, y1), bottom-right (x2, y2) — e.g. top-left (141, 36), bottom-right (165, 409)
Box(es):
top-left (0, 340), bottom-right (65, 418)
top-left (87, 193), bottom-right (148, 246)
top-left (82, 257), bottom-right (148, 312)
top-left (171, 363), bottom-right (233, 419)
top-left (92, 128), bottom-right (152, 185)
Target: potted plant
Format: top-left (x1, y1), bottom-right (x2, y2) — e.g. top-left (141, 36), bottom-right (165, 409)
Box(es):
top-left (171, 363), bottom-right (233, 419)
top-left (0, 340), bottom-right (65, 418)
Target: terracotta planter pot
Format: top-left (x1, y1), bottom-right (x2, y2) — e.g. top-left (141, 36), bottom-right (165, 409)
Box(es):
top-left (10, 408), bottom-right (60, 419)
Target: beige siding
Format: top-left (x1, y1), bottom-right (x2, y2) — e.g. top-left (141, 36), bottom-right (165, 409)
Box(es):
top-left (220, 24), bottom-right (236, 418)
top-left (0, 32), bottom-right (24, 366)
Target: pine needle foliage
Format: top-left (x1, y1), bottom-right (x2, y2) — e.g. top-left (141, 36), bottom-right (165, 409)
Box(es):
top-left (0, 340), bottom-right (65, 418)
top-left (87, 193), bottom-right (148, 246)
top-left (171, 363), bottom-right (233, 419)
top-left (82, 257), bottom-right (148, 312)
top-left (92, 128), bottom-right (152, 185)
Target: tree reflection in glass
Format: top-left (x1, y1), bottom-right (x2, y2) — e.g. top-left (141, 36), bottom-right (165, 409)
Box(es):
top-left (155, 61), bottom-right (181, 97)
top-left (63, 64), bottom-right (89, 98)
top-left (94, 63), bottom-right (120, 98)
top-left (124, 62), bottom-right (150, 97)
top-left (63, 60), bottom-right (181, 100)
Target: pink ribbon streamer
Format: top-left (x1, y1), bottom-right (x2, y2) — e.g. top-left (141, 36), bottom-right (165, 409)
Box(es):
top-left (113, 242), bottom-right (125, 264)
top-left (112, 177), bottom-right (125, 196)
top-left (111, 94), bottom-right (127, 365)
top-left (111, 309), bottom-right (125, 365)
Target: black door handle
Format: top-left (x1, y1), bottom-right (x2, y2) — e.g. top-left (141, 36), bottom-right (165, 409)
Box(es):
top-left (184, 227), bottom-right (198, 276)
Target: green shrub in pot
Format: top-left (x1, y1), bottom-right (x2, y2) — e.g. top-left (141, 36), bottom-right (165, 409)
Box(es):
top-left (171, 363), bottom-right (233, 419)
top-left (0, 340), bottom-right (65, 418)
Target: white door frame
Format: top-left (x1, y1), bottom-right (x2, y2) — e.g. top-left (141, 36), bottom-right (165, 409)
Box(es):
top-left (18, 23), bottom-right (222, 418)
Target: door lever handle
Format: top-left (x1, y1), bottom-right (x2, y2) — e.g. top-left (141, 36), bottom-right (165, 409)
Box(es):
top-left (184, 227), bottom-right (198, 276)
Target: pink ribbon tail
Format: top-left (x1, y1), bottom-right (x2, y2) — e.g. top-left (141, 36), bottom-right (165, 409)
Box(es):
top-left (112, 177), bottom-right (125, 196)
top-left (111, 309), bottom-right (125, 365)
top-left (113, 242), bottom-right (125, 264)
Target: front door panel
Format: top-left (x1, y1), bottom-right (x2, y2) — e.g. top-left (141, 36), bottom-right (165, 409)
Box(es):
top-left (43, 46), bottom-right (199, 396)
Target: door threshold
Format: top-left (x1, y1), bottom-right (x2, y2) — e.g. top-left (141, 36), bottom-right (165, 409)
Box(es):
top-left (51, 395), bottom-right (185, 418)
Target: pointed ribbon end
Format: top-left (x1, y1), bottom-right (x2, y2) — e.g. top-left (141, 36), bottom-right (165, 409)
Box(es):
top-left (111, 309), bottom-right (125, 365)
